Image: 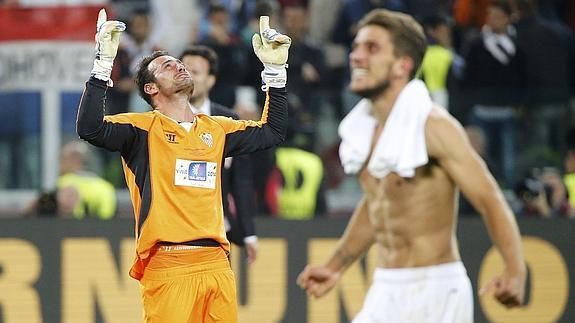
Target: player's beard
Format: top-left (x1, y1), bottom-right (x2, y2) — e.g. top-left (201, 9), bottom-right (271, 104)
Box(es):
top-left (176, 78), bottom-right (194, 97)
top-left (352, 78), bottom-right (390, 99)
top-left (351, 64), bottom-right (392, 99)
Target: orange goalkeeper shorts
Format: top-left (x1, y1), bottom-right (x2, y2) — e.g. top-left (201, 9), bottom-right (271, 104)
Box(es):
top-left (139, 245), bottom-right (237, 323)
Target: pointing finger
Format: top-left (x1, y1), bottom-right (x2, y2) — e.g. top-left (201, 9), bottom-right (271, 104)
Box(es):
top-left (97, 8), bottom-right (107, 29)
top-left (259, 16), bottom-right (270, 34)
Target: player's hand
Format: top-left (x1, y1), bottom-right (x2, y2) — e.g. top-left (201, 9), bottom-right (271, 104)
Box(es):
top-left (252, 16), bottom-right (291, 66)
top-left (245, 240), bottom-right (259, 265)
top-left (95, 9), bottom-right (125, 62)
top-left (297, 265), bottom-right (341, 298)
top-left (479, 267), bottom-right (526, 308)
top-left (91, 8), bottom-right (125, 85)
top-left (252, 16), bottom-right (291, 89)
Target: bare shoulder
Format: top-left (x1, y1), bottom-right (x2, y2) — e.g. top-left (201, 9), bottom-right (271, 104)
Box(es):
top-left (425, 105), bottom-right (468, 159)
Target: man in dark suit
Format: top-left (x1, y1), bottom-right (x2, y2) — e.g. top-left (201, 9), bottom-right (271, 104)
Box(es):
top-left (181, 45), bottom-right (259, 263)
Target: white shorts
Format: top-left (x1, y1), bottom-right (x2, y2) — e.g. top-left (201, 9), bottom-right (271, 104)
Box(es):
top-left (352, 261), bottom-right (473, 323)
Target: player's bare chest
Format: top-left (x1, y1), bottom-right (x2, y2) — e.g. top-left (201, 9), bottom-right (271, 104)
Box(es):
top-left (358, 160), bottom-right (439, 199)
top-left (358, 169), bottom-right (411, 199)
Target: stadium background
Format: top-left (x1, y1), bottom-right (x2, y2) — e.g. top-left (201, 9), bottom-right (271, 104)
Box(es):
top-left (0, 1), bottom-right (574, 322)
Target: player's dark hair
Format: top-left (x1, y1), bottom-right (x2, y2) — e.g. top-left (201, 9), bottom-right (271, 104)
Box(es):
top-left (135, 50), bottom-right (168, 108)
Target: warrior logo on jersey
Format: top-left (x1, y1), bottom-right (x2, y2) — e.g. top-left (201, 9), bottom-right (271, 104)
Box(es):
top-left (165, 132), bottom-right (178, 144)
top-left (199, 132), bottom-right (213, 147)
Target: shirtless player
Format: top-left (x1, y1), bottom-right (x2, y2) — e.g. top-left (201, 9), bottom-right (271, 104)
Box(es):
top-left (297, 9), bottom-right (525, 323)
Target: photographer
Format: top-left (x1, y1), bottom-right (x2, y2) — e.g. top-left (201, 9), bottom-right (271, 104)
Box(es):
top-left (514, 168), bottom-right (573, 218)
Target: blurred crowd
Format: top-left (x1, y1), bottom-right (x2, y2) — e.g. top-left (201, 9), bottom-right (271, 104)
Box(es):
top-left (3, 0), bottom-right (575, 220)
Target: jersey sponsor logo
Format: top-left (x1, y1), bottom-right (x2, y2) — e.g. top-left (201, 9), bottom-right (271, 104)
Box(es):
top-left (174, 159), bottom-right (217, 189)
top-left (199, 132), bottom-right (213, 147)
top-left (165, 132), bottom-right (178, 144)
top-left (188, 162), bottom-right (206, 181)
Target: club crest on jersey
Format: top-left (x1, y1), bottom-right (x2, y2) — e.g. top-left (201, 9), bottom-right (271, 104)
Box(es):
top-left (200, 132), bottom-right (213, 147)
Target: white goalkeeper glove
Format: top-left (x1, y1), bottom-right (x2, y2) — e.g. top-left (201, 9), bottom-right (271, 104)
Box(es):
top-left (91, 9), bottom-right (126, 86)
top-left (252, 16), bottom-right (291, 90)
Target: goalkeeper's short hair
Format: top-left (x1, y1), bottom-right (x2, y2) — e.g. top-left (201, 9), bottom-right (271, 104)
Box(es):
top-left (134, 50), bottom-right (168, 107)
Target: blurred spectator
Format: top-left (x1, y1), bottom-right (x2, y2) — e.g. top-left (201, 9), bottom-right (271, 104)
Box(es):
top-left (331, 0), bottom-right (407, 119)
top-left (198, 0), bottom-right (258, 38)
top-left (460, 0), bottom-right (524, 188)
top-left (108, 8), bottom-right (163, 114)
top-left (180, 45), bottom-right (260, 264)
top-left (265, 142), bottom-right (327, 219)
top-left (514, 168), bottom-right (573, 218)
top-left (263, 102), bottom-right (328, 219)
top-left (24, 141), bottom-right (117, 219)
top-left (513, 0), bottom-right (574, 158)
top-left (56, 141), bottom-right (117, 219)
top-left (420, 12), bottom-right (464, 111)
top-left (197, 3), bottom-right (246, 108)
top-left (540, 167), bottom-right (574, 218)
top-left (514, 175), bottom-right (550, 217)
top-left (282, 4), bottom-right (326, 151)
top-left (331, 0), bottom-right (407, 49)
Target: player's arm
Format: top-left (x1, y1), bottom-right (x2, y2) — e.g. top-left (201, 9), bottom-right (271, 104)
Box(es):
top-left (218, 16), bottom-right (291, 156)
top-left (77, 9), bottom-right (136, 152)
top-left (217, 86), bottom-right (287, 156)
top-left (429, 108), bottom-right (526, 307)
top-left (325, 197), bottom-right (375, 272)
top-left (297, 197), bottom-right (374, 297)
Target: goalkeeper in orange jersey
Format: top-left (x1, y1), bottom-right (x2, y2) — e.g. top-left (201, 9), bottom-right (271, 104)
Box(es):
top-left (77, 9), bottom-right (290, 322)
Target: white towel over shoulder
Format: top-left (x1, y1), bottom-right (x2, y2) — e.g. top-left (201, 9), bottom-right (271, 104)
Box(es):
top-left (338, 80), bottom-right (433, 178)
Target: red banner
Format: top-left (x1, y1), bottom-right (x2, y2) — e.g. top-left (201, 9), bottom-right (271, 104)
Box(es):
top-left (0, 5), bottom-right (111, 41)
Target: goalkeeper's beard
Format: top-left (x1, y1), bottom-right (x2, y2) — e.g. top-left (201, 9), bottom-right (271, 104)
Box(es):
top-left (170, 78), bottom-right (195, 98)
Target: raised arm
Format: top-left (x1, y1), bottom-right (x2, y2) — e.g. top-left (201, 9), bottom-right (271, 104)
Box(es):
top-left (218, 87), bottom-right (287, 156)
top-left (428, 108), bottom-right (526, 308)
top-left (77, 10), bottom-right (138, 153)
top-left (218, 16), bottom-right (291, 156)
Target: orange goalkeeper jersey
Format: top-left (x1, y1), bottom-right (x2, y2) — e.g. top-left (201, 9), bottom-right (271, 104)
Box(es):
top-left (77, 78), bottom-right (287, 279)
